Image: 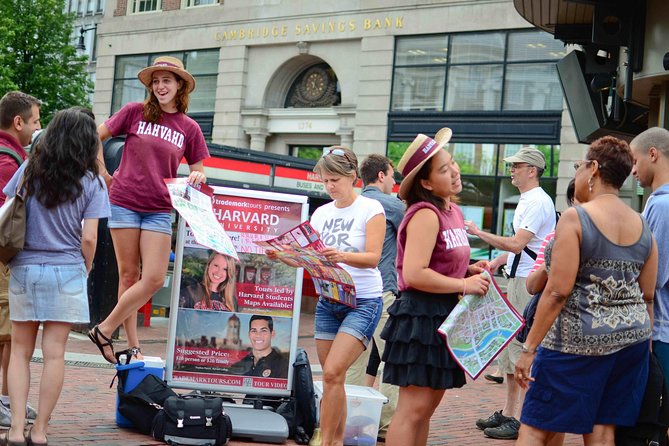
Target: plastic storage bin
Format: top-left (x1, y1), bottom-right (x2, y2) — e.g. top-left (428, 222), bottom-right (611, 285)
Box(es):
top-left (115, 356), bottom-right (165, 427)
top-left (314, 381), bottom-right (387, 446)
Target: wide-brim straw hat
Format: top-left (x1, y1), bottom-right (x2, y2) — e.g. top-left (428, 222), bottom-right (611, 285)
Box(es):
top-left (138, 56), bottom-right (196, 93)
top-left (397, 128), bottom-right (453, 199)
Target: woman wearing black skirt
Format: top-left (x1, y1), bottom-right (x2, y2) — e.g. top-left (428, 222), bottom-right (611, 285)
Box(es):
top-left (382, 128), bottom-right (490, 446)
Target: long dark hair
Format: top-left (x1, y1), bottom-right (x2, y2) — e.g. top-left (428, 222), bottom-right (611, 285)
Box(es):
top-left (24, 108), bottom-right (101, 208)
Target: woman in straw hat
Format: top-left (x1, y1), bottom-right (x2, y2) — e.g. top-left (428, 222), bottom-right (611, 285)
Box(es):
top-left (380, 129), bottom-right (491, 446)
top-left (88, 56), bottom-right (209, 363)
top-left (268, 146), bottom-right (386, 446)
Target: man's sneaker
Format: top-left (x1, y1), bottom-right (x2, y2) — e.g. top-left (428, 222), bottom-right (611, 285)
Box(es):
top-left (476, 410), bottom-right (512, 430)
top-left (483, 417), bottom-right (521, 440)
top-left (0, 400), bottom-right (10, 428)
top-left (0, 399), bottom-right (37, 424)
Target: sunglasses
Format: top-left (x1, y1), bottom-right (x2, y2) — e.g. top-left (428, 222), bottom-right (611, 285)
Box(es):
top-left (322, 147), bottom-right (356, 170)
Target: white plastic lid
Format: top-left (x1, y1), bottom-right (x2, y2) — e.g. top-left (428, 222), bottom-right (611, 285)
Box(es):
top-left (118, 355), bottom-right (165, 369)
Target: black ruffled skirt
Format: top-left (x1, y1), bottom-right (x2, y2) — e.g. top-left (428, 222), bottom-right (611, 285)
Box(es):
top-left (380, 289), bottom-right (466, 390)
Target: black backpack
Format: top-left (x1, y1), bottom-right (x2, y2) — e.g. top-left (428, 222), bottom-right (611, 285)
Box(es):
top-left (152, 395), bottom-right (232, 446)
top-left (276, 348), bottom-right (317, 444)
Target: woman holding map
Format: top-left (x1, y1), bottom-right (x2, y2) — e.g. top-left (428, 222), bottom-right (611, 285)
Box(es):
top-left (380, 129), bottom-right (490, 446)
top-left (88, 56), bottom-right (210, 363)
top-left (514, 136), bottom-right (657, 445)
top-left (269, 145), bottom-right (385, 446)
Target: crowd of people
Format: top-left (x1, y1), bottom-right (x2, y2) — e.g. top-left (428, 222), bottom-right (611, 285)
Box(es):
top-left (0, 56), bottom-right (668, 446)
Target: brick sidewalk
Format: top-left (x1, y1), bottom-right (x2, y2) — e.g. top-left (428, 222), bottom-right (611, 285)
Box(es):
top-left (11, 313), bottom-right (582, 445)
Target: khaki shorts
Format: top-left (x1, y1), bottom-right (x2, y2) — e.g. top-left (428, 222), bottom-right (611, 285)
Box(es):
top-left (497, 277), bottom-right (531, 375)
top-left (0, 267), bottom-right (11, 343)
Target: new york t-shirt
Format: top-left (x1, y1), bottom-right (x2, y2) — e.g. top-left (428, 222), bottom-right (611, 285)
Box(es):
top-left (105, 102), bottom-right (210, 213)
top-left (310, 195), bottom-right (384, 299)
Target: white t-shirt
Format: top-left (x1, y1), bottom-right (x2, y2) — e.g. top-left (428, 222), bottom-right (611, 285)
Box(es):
top-left (505, 186), bottom-right (556, 278)
top-left (310, 195), bottom-right (385, 299)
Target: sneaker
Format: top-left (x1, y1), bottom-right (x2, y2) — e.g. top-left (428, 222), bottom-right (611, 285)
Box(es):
top-left (476, 410), bottom-right (512, 430)
top-left (484, 374), bottom-right (504, 384)
top-left (0, 401), bottom-right (10, 428)
top-left (308, 427), bottom-right (321, 446)
top-left (483, 418), bottom-right (521, 440)
top-left (0, 399), bottom-right (37, 424)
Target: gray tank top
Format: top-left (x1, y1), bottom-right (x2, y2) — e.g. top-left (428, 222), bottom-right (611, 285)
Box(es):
top-left (542, 206), bottom-right (652, 355)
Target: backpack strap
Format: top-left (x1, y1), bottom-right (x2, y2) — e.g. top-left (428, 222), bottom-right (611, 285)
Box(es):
top-left (508, 246), bottom-right (537, 279)
top-left (0, 147), bottom-right (23, 167)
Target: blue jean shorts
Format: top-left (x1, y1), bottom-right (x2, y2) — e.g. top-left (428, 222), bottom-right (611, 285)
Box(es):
top-left (9, 264), bottom-right (90, 323)
top-left (315, 297), bottom-right (382, 348)
top-left (108, 204), bottom-right (172, 235)
top-left (521, 341), bottom-right (649, 434)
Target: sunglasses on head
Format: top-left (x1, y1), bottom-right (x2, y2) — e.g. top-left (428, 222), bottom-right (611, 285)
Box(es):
top-left (322, 148), bottom-right (347, 158)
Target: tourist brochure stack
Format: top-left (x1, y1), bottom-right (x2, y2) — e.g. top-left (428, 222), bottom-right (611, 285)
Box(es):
top-left (438, 270), bottom-right (524, 379)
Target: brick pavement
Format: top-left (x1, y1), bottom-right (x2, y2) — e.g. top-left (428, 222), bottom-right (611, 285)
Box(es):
top-left (8, 313), bottom-right (583, 445)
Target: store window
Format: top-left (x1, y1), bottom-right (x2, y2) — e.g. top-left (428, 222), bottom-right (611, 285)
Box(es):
top-left (111, 49), bottom-right (219, 139)
top-left (391, 29), bottom-right (566, 112)
top-left (130, 0), bottom-right (161, 14)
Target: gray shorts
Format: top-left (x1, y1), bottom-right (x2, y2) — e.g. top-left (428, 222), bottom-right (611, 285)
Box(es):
top-left (497, 277), bottom-right (532, 375)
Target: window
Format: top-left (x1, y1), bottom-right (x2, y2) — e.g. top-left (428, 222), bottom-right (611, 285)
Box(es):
top-left (111, 50), bottom-right (220, 139)
top-left (87, 0), bottom-right (94, 14)
top-left (184, 0), bottom-right (219, 7)
top-left (97, 0), bottom-right (105, 13)
top-left (131, 0), bottom-right (161, 14)
top-left (391, 30), bottom-right (564, 112)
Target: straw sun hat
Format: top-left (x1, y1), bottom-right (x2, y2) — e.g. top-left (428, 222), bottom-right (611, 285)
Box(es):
top-left (137, 56), bottom-right (196, 93)
top-left (397, 128), bottom-right (453, 199)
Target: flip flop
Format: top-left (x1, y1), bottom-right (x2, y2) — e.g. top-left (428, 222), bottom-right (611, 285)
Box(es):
top-left (1, 431), bottom-right (26, 446)
top-left (87, 325), bottom-right (116, 364)
top-left (26, 427), bottom-right (47, 446)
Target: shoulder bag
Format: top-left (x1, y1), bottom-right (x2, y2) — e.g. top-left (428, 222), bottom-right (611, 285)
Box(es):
top-left (0, 173), bottom-right (27, 265)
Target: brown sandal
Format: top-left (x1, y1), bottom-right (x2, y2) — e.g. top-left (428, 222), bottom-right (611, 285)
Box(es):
top-left (26, 427), bottom-right (47, 446)
top-left (1, 431), bottom-right (26, 446)
top-left (87, 325), bottom-right (116, 364)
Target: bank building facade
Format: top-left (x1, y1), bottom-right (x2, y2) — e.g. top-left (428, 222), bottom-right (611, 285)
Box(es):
top-left (93, 0), bottom-right (654, 259)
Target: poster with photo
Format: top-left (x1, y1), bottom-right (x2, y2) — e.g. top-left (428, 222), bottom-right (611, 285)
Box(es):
top-left (166, 187), bottom-right (308, 396)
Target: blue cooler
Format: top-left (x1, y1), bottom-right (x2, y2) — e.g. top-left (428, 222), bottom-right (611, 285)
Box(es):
top-left (115, 357), bottom-right (165, 427)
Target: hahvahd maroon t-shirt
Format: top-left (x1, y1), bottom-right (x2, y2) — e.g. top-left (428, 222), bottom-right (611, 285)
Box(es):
top-left (105, 102), bottom-right (210, 213)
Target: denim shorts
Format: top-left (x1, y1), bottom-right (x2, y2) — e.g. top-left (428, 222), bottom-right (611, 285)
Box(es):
top-left (315, 297), bottom-right (382, 348)
top-left (9, 264), bottom-right (90, 323)
top-left (108, 204), bottom-right (172, 235)
top-left (521, 341), bottom-right (649, 434)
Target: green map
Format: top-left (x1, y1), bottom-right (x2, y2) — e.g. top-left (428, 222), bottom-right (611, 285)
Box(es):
top-left (438, 271), bottom-right (524, 379)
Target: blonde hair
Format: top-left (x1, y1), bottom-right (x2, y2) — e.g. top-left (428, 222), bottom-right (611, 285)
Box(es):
top-left (202, 252), bottom-right (237, 311)
top-left (314, 146), bottom-right (358, 179)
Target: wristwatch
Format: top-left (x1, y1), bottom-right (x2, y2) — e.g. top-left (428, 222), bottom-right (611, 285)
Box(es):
top-left (521, 344), bottom-right (537, 354)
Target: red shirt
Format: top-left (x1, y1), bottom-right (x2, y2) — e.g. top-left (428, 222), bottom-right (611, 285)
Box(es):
top-left (0, 131), bottom-right (27, 206)
top-left (397, 202), bottom-right (470, 292)
top-left (105, 103), bottom-right (210, 213)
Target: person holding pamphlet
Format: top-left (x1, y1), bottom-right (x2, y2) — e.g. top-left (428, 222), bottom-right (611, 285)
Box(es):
top-left (515, 136), bottom-right (657, 446)
top-left (269, 145), bottom-right (385, 446)
top-left (380, 129), bottom-right (490, 446)
top-left (89, 56), bottom-right (210, 363)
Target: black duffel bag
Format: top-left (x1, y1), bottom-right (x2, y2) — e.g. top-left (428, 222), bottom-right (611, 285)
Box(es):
top-left (152, 395), bottom-right (232, 446)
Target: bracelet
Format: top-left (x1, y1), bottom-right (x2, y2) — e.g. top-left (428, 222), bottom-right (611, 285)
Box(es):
top-left (462, 278), bottom-right (466, 296)
top-left (521, 344), bottom-right (537, 354)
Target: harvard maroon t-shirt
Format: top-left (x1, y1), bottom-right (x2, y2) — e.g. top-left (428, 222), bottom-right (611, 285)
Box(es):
top-left (105, 102), bottom-right (209, 213)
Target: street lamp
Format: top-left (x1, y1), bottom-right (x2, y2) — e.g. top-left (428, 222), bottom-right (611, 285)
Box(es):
top-left (75, 25), bottom-right (97, 52)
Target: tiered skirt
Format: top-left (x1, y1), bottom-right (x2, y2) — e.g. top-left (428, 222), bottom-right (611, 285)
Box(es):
top-left (381, 290), bottom-right (466, 390)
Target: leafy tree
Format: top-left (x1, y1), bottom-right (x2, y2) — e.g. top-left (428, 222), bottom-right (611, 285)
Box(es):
top-left (0, 0), bottom-right (92, 124)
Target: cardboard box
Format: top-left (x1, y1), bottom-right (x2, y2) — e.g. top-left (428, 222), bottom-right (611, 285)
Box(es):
top-left (115, 356), bottom-right (165, 428)
top-left (314, 381), bottom-right (387, 446)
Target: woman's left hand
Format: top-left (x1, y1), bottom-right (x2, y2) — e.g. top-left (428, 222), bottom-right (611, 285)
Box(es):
top-left (188, 170), bottom-right (207, 185)
top-left (515, 351), bottom-right (536, 390)
top-left (468, 260), bottom-right (490, 275)
top-left (321, 247), bottom-right (346, 264)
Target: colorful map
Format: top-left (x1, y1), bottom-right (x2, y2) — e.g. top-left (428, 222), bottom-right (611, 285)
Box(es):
top-left (438, 271), bottom-right (524, 379)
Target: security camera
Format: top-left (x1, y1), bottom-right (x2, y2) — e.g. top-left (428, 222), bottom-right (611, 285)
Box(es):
top-left (663, 52), bottom-right (669, 71)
